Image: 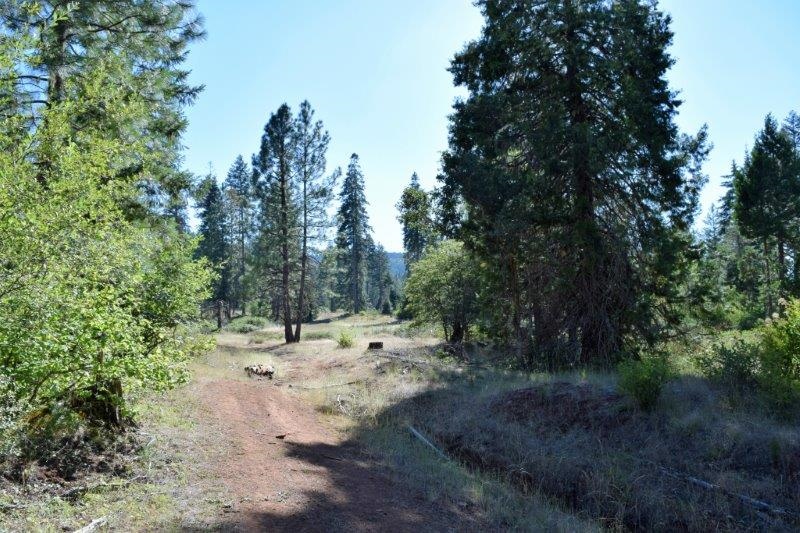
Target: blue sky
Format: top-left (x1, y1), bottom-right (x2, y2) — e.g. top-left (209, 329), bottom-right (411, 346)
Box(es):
top-left (183, 0), bottom-right (800, 252)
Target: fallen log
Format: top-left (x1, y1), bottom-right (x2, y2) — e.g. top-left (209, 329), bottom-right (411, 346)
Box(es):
top-left (73, 516), bottom-right (107, 533)
top-left (370, 351), bottom-right (430, 369)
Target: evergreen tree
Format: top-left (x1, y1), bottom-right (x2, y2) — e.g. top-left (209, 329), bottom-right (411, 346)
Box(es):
top-left (397, 172), bottom-right (435, 271)
top-left (734, 114), bottom-right (800, 314)
top-left (314, 247), bottom-right (340, 313)
top-left (365, 241), bottom-right (394, 313)
top-left (784, 111), bottom-right (800, 148)
top-left (292, 101), bottom-right (337, 340)
top-left (441, 0), bottom-right (708, 365)
top-left (336, 154), bottom-right (370, 313)
top-left (196, 176), bottom-right (230, 306)
top-left (253, 104), bottom-right (300, 342)
top-left (223, 155), bottom-right (255, 315)
top-left (0, 0), bottom-right (204, 220)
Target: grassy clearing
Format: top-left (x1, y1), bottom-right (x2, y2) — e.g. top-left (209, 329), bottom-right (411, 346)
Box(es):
top-left (276, 315), bottom-right (799, 532)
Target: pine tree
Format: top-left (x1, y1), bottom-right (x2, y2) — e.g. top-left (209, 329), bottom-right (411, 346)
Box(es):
top-left (784, 111), bottom-right (800, 148)
top-left (734, 114), bottom-right (800, 314)
top-left (196, 176), bottom-right (230, 315)
top-left (397, 172), bottom-right (434, 272)
top-left (223, 155), bottom-right (254, 315)
top-left (366, 241), bottom-right (394, 313)
top-left (336, 154), bottom-right (370, 313)
top-left (253, 104), bottom-right (299, 342)
top-left (292, 101), bottom-right (337, 340)
top-left (442, 0), bottom-right (708, 365)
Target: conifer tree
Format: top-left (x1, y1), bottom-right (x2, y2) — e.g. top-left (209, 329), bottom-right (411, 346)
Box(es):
top-left (253, 104), bottom-right (299, 342)
top-left (336, 154), bottom-right (370, 313)
top-left (734, 114), bottom-right (800, 313)
top-left (223, 155), bottom-right (254, 315)
top-left (196, 176), bottom-right (230, 307)
top-left (366, 241), bottom-right (394, 313)
top-left (292, 101), bottom-right (337, 340)
top-left (0, 0), bottom-right (205, 220)
top-left (441, 0), bottom-right (708, 365)
top-left (397, 172), bottom-right (435, 271)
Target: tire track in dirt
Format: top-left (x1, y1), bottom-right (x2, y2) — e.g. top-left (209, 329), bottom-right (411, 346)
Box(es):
top-left (195, 377), bottom-right (481, 532)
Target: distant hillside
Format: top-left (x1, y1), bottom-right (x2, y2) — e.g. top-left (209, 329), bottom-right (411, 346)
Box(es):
top-left (387, 252), bottom-right (406, 280)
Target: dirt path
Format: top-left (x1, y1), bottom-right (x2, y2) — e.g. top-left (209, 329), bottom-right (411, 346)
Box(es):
top-left (193, 372), bottom-right (478, 532)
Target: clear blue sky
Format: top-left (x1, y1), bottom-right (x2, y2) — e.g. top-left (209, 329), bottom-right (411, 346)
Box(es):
top-left (183, 0), bottom-right (800, 252)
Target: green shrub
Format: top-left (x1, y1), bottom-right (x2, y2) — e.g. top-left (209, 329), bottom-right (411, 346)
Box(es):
top-left (617, 357), bottom-right (672, 411)
top-left (225, 316), bottom-right (270, 333)
top-left (238, 316), bottom-right (270, 327)
top-left (758, 300), bottom-right (800, 411)
top-left (696, 339), bottom-right (760, 395)
top-left (337, 330), bottom-right (355, 348)
top-left (227, 322), bottom-right (261, 334)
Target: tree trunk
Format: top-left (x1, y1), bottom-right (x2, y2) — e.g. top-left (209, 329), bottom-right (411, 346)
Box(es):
top-left (765, 239), bottom-right (774, 317)
top-left (217, 299), bottom-right (224, 330)
top-left (451, 321), bottom-right (465, 344)
top-left (281, 174), bottom-right (295, 343)
top-left (778, 239), bottom-right (786, 296)
top-left (240, 213), bottom-right (247, 316)
top-left (294, 180), bottom-right (309, 341)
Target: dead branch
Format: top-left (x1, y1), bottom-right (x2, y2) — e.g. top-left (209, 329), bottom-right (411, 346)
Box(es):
top-left (294, 380), bottom-right (362, 390)
top-left (72, 516), bottom-right (108, 533)
top-left (407, 425), bottom-right (449, 461)
top-left (369, 351), bottom-right (431, 370)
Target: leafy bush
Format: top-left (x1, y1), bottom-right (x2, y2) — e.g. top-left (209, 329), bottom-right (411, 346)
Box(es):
top-left (696, 339), bottom-right (759, 396)
top-left (0, 69), bottom-right (213, 429)
top-left (617, 357), bottom-right (673, 411)
top-left (238, 316), bottom-right (270, 327)
top-left (337, 330), bottom-right (355, 348)
top-left (758, 300), bottom-right (800, 411)
top-left (404, 240), bottom-right (483, 342)
top-left (697, 300), bottom-right (800, 413)
top-left (227, 322), bottom-right (261, 334)
top-left (226, 316), bottom-right (270, 333)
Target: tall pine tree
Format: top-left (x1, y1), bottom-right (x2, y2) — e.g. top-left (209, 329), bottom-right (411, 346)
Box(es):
top-left (397, 172), bottom-right (435, 271)
top-left (734, 114), bottom-right (800, 314)
top-left (223, 155), bottom-right (255, 315)
top-left (292, 101), bottom-right (337, 340)
top-left (336, 154), bottom-right (370, 313)
top-left (196, 176), bottom-right (230, 315)
top-left (253, 104), bottom-right (299, 342)
top-left (0, 0), bottom-right (205, 222)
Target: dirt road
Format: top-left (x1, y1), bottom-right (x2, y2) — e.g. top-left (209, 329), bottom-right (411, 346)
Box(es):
top-left (192, 341), bottom-right (480, 532)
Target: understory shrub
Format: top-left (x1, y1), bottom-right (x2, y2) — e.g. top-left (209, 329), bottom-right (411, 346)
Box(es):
top-left (697, 298), bottom-right (800, 413)
top-left (227, 322), bottom-right (261, 334)
top-left (617, 357), bottom-right (673, 411)
top-left (337, 330), bottom-right (355, 348)
top-left (237, 316), bottom-right (270, 327)
top-left (696, 339), bottom-right (760, 397)
top-left (758, 300), bottom-right (800, 411)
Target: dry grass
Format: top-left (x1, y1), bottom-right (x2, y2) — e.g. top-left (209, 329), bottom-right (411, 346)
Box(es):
top-left (8, 311), bottom-right (794, 531)
top-left (0, 384), bottom-right (226, 531)
top-left (271, 314), bottom-right (800, 532)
